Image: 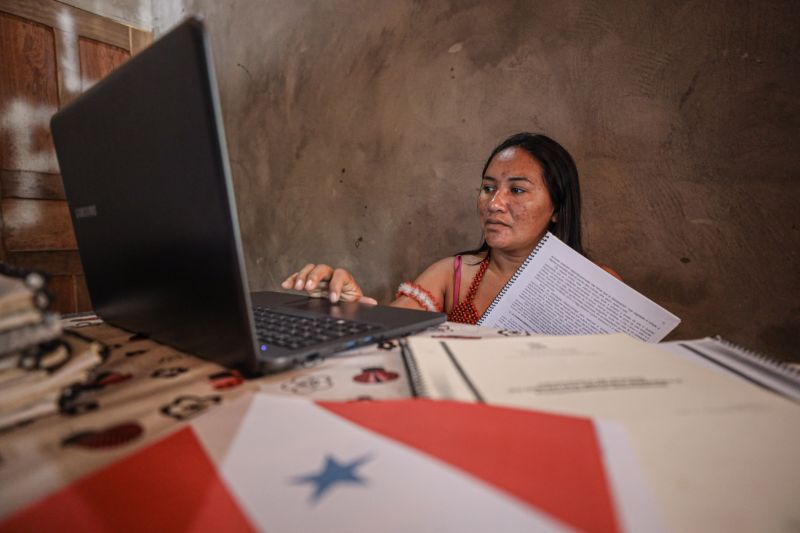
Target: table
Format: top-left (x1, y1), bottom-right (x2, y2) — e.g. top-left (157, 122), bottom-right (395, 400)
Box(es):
top-left (0, 317), bottom-right (517, 519)
top-left (2, 318), bottom-right (798, 533)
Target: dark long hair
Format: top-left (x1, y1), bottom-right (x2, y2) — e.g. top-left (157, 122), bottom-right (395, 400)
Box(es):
top-left (461, 132), bottom-right (584, 256)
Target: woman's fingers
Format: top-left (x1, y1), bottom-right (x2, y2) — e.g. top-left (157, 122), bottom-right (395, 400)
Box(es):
top-left (305, 265), bottom-right (335, 291)
top-left (306, 280), bottom-right (330, 298)
top-left (281, 263), bottom-right (315, 291)
top-left (328, 268), bottom-right (352, 303)
top-left (280, 273), bottom-right (298, 290)
top-left (281, 263), bottom-right (333, 293)
top-left (282, 264), bottom-right (376, 304)
top-left (329, 268), bottom-right (374, 303)
top-left (294, 264), bottom-right (320, 290)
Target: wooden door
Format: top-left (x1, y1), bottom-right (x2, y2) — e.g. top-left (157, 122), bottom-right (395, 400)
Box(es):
top-left (0, 0), bottom-right (151, 314)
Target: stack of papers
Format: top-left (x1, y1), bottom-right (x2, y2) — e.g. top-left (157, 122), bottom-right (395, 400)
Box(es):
top-left (0, 266), bottom-right (104, 430)
top-left (0, 267), bottom-right (60, 355)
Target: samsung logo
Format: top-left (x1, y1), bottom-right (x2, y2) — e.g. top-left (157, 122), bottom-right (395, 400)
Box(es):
top-left (74, 205), bottom-right (98, 219)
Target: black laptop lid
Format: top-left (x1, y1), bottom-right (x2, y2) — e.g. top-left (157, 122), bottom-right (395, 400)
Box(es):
top-left (51, 18), bottom-right (260, 373)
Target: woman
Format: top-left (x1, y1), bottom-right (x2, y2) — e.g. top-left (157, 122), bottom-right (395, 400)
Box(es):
top-left (281, 132), bottom-right (619, 323)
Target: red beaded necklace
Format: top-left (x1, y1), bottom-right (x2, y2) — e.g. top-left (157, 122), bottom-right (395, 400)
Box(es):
top-left (447, 255), bottom-right (490, 325)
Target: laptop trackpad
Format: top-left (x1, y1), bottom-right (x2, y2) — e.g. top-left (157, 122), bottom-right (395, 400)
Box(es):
top-left (280, 297), bottom-right (365, 320)
top-left (251, 290), bottom-right (362, 316)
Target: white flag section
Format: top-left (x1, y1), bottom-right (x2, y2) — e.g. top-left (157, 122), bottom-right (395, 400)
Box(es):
top-left (191, 393), bottom-right (664, 533)
top-left (197, 395), bottom-right (569, 532)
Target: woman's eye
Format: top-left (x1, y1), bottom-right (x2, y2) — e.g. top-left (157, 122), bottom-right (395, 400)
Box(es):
top-left (480, 185), bottom-right (495, 193)
top-left (511, 187), bottom-right (526, 194)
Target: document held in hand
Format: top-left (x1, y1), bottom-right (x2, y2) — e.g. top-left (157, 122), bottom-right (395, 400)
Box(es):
top-left (478, 232), bottom-right (680, 342)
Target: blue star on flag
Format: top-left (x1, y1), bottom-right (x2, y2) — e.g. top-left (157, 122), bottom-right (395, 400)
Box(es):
top-left (292, 454), bottom-right (372, 503)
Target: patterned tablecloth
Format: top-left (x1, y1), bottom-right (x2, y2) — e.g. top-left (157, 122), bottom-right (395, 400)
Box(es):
top-left (0, 316), bottom-right (524, 518)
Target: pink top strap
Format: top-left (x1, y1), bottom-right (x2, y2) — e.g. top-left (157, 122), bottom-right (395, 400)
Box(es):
top-left (452, 255), bottom-right (462, 308)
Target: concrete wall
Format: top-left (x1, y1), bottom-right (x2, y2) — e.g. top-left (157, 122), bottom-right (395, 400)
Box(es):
top-left (153, 0), bottom-right (800, 361)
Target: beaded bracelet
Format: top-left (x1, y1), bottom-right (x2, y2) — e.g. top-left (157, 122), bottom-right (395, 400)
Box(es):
top-left (395, 282), bottom-right (442, 312)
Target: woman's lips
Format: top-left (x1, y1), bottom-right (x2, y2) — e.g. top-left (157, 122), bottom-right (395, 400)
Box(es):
top-left (485, 219), bottom-right (510, 228)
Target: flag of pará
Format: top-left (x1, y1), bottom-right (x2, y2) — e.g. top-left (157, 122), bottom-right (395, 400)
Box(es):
top-left (1, 394), bottom-right (662, 532)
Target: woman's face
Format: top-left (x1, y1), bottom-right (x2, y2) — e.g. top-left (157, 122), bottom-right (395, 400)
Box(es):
top-left (478, 147), bottom-right (555, 255)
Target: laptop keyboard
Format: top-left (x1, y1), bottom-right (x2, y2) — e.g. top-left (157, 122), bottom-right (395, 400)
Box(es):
top-left (253, 306), bottom-right (381, 350)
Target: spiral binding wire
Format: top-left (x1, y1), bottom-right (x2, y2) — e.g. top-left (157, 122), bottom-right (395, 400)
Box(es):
top-left (714, 336), bottom-right (800, 381)
top-left (477, 232), bottom-right (552, 326)
top-left (400, 339), bottom-right (427, 398)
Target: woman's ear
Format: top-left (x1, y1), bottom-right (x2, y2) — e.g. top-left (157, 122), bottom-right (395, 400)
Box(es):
top-left (550, 212), bottom-right (558, 223)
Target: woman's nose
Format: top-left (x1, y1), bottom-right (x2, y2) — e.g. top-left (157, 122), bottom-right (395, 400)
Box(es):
top-left (489, 190), bottom-right (508, 211)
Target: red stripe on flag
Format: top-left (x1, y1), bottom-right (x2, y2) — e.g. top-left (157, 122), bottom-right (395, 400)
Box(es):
top-left (0, 427), bottom-right (255, 533)
top-left (321, 399), bottom-right (620, 533)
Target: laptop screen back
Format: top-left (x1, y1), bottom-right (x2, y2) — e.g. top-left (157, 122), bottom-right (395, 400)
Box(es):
top-left (51, 19), bottom-right (260, 372)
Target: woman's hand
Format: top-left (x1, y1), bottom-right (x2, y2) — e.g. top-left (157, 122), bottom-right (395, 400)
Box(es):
top-left (281, 264), bottom-right (378, 305)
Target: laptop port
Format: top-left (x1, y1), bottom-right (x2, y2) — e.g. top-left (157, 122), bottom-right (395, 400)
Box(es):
top-left (303, 353), bottom-right (322, 367)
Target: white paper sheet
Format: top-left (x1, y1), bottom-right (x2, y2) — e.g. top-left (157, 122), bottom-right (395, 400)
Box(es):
top-left (479, 233), bottom-right (680, 342)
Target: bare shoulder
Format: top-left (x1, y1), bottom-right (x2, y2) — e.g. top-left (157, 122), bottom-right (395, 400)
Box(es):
top-left (416, 253), bottom-right (485, 279)
top-left (414, 256), bottom-right (457, 284)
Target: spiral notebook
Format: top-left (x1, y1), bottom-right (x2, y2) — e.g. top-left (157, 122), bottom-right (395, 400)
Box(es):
top-left (401, 333), bottom-right (799, 413)
top-left (477, 232), bottom-right (680, 342)
top-left (662, 337), bottom-right (800, 403)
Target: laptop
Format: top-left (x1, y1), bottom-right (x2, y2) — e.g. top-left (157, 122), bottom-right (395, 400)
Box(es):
top-left (50, 17), bottom-right (444, 375)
